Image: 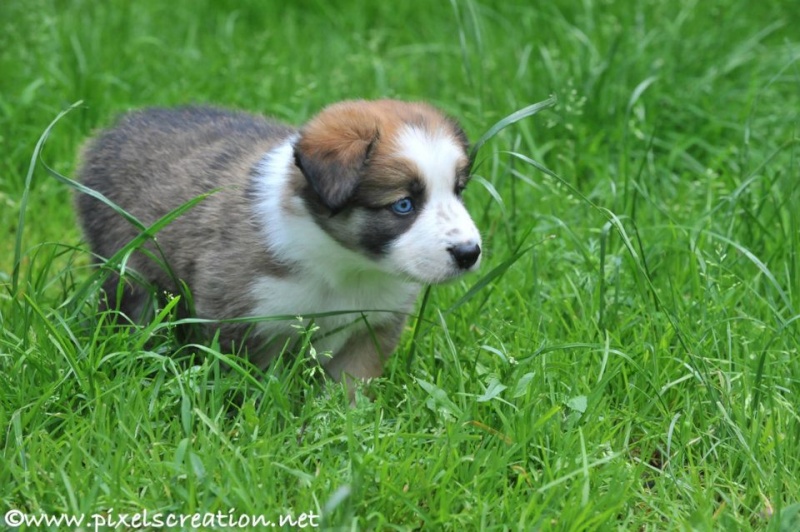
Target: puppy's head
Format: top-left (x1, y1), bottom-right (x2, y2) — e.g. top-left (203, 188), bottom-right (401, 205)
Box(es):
top-left (294, 100), bottom-right (481, 284)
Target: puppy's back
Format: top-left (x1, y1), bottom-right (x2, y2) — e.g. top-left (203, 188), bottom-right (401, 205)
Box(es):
top-left (76, 107), bottom-right (295, 321)
top-left (78, 106), bottom-right (294, 230)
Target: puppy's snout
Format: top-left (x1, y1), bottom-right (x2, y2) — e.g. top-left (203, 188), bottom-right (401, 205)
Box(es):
top-left (449, 241), bottom-right (481, 270)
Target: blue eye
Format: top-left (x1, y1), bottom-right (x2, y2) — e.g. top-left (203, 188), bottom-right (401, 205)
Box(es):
top-left (391, 197), bottom-right (415, 215)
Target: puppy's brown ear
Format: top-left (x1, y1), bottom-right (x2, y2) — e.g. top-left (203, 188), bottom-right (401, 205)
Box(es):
top-left (294, 103), bottom-right (379, 213)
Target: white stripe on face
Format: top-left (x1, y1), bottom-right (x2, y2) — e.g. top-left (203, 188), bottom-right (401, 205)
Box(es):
top-left (394, 124), bottom-right (465, 198)
top-left (382, 125), bottom-right (481, 283)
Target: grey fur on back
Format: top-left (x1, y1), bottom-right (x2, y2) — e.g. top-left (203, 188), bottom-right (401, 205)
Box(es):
top-left (77, 106), bottom-right (296, 350)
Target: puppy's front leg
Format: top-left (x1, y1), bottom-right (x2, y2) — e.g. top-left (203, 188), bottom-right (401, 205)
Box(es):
top-left (323, 319), bottom-right (406, 399)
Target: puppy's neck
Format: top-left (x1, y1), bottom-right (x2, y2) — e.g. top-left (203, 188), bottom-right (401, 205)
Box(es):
top-left (252, 138), bottom-right (408, 290)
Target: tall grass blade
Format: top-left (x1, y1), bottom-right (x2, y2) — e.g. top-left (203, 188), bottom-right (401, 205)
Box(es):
top-left (470, 96), bottom-right (557, 162)
top-left (12, 101), bottom-right (84, 295)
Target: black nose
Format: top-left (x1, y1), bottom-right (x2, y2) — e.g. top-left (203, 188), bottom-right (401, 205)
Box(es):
top-left (448, 242), bottom-right (481, 269)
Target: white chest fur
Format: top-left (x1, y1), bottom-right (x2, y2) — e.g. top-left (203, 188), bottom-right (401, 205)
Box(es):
top-left (250, 273), bottom-right (418, 358)
top-left (250, 139), bottom-right (420, 361)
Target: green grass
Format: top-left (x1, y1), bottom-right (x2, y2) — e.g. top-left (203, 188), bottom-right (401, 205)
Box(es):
top-left (2, 0), bottom-right (799, 529)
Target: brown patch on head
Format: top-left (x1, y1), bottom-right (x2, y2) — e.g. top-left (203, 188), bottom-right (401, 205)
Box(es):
top-left (292, 100), bottom-right (471, 258)
top-left (354, 162), bottom-right (423, 208)
top-left (293, 100), bottom-right (469, 214)
top-left (293, 102), bottom-right (379, 213)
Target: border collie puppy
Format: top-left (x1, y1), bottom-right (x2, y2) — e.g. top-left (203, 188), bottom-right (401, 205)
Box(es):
top-left (77, 100), bottom-right (481, 386)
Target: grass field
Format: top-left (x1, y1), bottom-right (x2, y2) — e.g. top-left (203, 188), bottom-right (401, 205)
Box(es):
top-left (2, 0), bottom-right (799, 529)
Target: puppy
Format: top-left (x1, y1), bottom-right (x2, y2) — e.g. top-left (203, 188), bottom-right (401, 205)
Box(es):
top-left (76, 100), bottom-right (481, 386)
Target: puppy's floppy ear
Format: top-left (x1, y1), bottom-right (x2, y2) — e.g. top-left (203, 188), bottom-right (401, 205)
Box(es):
top-left (294, 103), bottom-right (379, 213)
